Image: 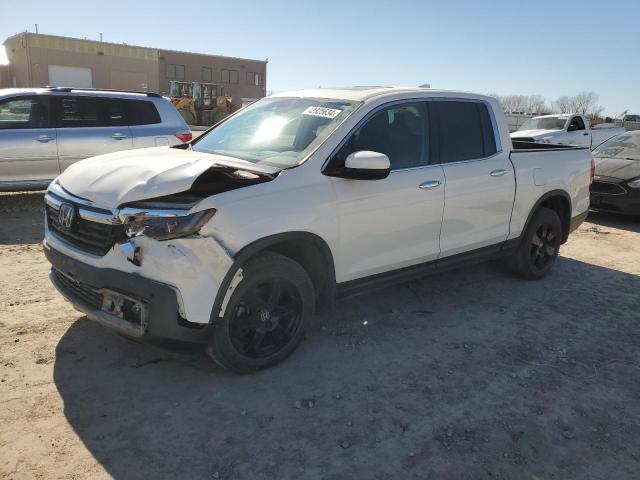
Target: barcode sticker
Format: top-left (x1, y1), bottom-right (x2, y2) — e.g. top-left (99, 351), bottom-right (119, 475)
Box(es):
top-left (302, 106), bottom-right (342, 119)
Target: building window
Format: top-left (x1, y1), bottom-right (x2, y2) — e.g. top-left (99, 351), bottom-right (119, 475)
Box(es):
top-left (166, 64), bottom-right (185, 80)
top-left (221, 69), bottom-right (238, 84)
top-left (248, 72), bottom-right (264, 86)
top-left (202, 67), bottom-right (212, 82)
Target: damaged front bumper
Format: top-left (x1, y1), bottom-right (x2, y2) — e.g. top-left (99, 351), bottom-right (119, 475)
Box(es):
top-left (45, 244), bottom-right (213, 349)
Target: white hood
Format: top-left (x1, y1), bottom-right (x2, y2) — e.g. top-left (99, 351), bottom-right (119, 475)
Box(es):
top-left (56, 147), bottom-right (278, 206)
top-left (511, 129), bottom-right (560, 139)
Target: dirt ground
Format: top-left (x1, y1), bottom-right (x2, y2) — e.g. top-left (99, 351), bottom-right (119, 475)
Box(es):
top-left (1, 191), bottom-right (639, 480)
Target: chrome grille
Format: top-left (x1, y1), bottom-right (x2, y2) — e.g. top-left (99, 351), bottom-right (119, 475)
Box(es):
top-left (45, 200), bottom-right (124, 256)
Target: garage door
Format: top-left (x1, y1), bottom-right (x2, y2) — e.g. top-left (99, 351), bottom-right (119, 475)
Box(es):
top-left (48, 65), bottom-right (93, 88)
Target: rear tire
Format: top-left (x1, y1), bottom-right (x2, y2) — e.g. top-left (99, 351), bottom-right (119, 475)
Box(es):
top-left (511, 207), bottom-right (562, 280)
top-left (208, 252), bottom-right (315, 373)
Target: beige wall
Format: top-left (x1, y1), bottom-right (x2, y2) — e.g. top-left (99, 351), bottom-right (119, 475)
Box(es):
top-left (2, 33), bottom-right (267, 103)
top-left (4, 33), bottom-right (159, 91)
top-left (158, 49), bottom-right (266, 104)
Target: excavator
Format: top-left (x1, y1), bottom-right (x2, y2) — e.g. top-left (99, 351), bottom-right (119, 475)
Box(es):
top-left (169, 81), bottom-right (238, 126)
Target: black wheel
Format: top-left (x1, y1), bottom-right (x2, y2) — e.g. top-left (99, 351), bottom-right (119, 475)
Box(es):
top-left (208, 252), bottom-right (315, 373)
top-left (511, 207), bottom-right (562, 280)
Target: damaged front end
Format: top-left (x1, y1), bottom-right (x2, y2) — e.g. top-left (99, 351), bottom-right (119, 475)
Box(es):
top-left (44, 160), bottom-right (278, 346)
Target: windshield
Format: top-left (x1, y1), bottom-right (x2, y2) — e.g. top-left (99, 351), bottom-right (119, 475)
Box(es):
top-left (592, 132), bottom-right (640, 161)
top-left (192, 97), bottom-right (358, 168)
top-left (518, 117), bottom-right (567, 131)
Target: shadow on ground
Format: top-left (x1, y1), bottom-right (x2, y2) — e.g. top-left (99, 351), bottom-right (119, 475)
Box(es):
top-left (53, 257), bottom-right (640, 479)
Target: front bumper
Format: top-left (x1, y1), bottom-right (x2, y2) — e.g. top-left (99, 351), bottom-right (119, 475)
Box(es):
top-left (45, 244), bottom-right (212, 350)
top-left (590, 190), bottom-right (640, 216)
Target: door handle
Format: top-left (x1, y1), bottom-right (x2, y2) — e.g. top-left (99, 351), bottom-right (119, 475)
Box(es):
top-left (419, 180), bottom-right (442, 190)
top-left (112, 133), bottom-right (127, 139)
top-left (490, 169), bottom-right (508, 177)
top-left (37, 135), bottom-right (54, 143)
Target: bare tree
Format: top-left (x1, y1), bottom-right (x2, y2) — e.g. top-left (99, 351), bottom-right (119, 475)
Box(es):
top-left (553, 92), bottom-right (603, 118)
top-left (490, 94), bottom-right (549, 114)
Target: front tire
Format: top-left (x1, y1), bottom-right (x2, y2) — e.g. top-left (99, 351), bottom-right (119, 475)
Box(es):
top-left (208, 252), bottom-right (315, 373)
top-left (511, 207), bottom-right (562, 280)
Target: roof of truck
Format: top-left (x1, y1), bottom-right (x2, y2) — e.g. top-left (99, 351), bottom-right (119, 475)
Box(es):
top-left (271, 86), bottom-right (494, 103)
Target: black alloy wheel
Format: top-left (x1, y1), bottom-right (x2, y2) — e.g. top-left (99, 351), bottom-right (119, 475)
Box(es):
top-left (208, 252), bottom-right (315, 373)
top-left (229, 279), bottom-right (303, 359)
top-left (530, 223), bottom-right (560, 271)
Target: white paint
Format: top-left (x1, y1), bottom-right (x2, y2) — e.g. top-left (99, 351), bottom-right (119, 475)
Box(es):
top-left (46, 87), bottom-right (592, 325)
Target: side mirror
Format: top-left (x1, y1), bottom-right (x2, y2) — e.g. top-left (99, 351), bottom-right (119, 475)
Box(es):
top-left (339, 151), bottom-right (391, 180)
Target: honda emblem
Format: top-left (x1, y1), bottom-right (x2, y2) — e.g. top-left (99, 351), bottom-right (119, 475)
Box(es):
top-left (58, 203), bottom-right (76, 230)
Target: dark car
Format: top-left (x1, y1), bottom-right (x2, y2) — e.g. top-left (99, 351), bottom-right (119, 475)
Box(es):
top-left (590, 131), bottom-right (640, 216)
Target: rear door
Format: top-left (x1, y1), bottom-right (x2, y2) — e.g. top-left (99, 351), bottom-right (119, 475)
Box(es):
top-left (433, 100), bottom-right (515, 257)
top-left (0, 95), bottom-right (60, 184)
top-left (53, 95), bottom-right (133, 171)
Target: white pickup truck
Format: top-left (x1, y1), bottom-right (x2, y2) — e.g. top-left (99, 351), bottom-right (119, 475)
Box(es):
top-left (43, 87), bottom-right (592, 373)
top-left (511, 113), bottom-right (624, 148)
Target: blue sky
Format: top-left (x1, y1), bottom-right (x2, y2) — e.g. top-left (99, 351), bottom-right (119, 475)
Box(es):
top-left (1, 0), bottom-right (638, 115)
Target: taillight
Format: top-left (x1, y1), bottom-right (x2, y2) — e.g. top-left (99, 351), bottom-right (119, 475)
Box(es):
top-left (590, 158), bottom-right (595, 185)
top-left (175, 132), bottom-right (192, 143)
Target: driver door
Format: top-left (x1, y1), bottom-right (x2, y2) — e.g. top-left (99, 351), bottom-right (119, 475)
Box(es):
top-left (566, 116), bottom-right (590, 147)
top-left (327, 101), bottom-right (445, 282)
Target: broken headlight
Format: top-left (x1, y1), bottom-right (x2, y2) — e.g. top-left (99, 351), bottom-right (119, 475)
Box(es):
top-left (124, 209), bottom-right (216, 240)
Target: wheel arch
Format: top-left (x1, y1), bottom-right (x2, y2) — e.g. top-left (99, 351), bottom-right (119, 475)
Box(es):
top-left (521, 189), bottom-right (572, 243)
top-left (211, 232), bottom-right (337, 323)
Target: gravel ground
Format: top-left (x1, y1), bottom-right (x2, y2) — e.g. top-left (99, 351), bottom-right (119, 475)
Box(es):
top-left (1, 191), bottom-right (639, 480)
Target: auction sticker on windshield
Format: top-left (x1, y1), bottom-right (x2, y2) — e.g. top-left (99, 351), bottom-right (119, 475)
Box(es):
top-left (302, 106), bottom-right (342, 119)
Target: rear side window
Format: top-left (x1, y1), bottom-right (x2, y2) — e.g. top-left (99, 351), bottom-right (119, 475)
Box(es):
top-left (0, 96), bottom-right (50, 129)
top-left (431, 101), bottom-right (497, 163)
top-left (125, 100), bottom-right (161, 125)
top-left (54, 96), bottom-right (160, 127)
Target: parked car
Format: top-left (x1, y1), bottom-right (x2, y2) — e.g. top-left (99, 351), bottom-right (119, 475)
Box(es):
top-left (43, 87), bottom-right (592, 372)
top-left (0, 87), bottom-right (192, 191)
top-left (590, 130), bottom-right (640, 216)
top-left (511, 113), bottom-right (624, 148)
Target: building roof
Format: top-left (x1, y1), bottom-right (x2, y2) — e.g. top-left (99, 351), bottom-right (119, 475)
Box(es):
top-left (3, 32), bottom-right (266, 64)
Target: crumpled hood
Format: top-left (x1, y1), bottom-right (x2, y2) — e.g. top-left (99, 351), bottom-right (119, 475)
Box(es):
top-left (510, 129), bottom-right (560, 139)
top-left (594, 156), bottom-right (640, 181)
top-left (56, 146), bottom-right (279, 206)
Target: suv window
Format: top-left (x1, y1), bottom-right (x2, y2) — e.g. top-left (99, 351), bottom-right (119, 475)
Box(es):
top-left (333, 102), bottom-right (428, 170)
top-left (431, 100), bottom-right (496, 163)
top-left (54, 96), bottom-right (160, 127)
top-left (0, 96), bottom-right (50, 129)
top-left (124, 100), bottom-right (161, 125)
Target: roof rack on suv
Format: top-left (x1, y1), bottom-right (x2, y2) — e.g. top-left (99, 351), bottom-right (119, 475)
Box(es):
top-left (44, 86), bottom-right (162, 98)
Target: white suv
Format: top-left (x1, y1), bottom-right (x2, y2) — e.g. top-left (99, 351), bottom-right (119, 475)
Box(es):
top-left (43, 87), bottom-right (591, 372)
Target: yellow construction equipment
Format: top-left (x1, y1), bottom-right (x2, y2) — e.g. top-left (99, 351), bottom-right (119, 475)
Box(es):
top-left (169, 81), bottom-right (237, 126)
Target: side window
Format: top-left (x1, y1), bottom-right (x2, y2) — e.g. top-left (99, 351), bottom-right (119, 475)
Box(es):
top-left (0, 96), bottom-right (49, 129)
top-left (568, 116), bottom-right (585, 131)
top-left (103, 99), bottom-right (128, 126)
top-left (333, 102), bottom-right (428, 170)
top-left (56, 96), bottom-right (100, 127)
top-left (125, 100), bottom-right (161, 126)
top-left (432, 101), bottom-right (495, 163)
